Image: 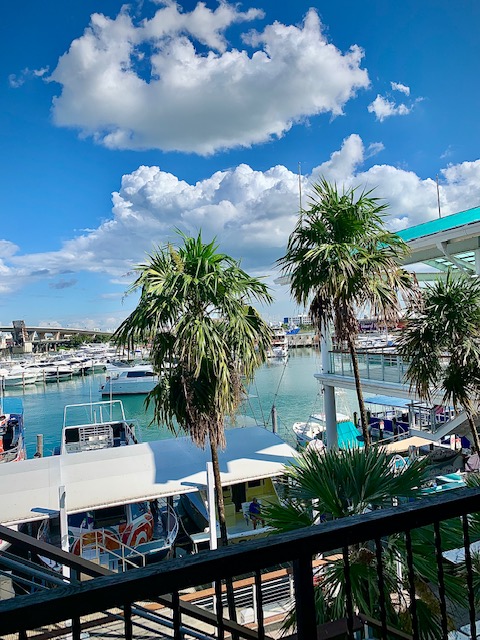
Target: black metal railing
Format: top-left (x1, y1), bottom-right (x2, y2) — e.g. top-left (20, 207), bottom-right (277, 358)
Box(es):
top-left (1, 486), bottom-right (480, 640)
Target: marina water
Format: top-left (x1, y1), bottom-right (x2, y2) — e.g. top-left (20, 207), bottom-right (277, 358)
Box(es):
top-left (2, 348), bottom-right (358, 458)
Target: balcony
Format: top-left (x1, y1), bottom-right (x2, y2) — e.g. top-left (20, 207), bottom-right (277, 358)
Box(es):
top-left (329, 350), bottom-right (409, 385)
top-left (1, 486), bottom-right (479, 640)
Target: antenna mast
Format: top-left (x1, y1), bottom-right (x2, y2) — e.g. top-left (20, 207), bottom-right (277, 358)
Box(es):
top-left (436, 174), bottom-right (442, 218)
top-left (298, 162), bottom-right (303, 222)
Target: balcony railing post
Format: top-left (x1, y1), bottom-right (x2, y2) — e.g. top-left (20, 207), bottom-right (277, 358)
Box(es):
top-left (433, 520), bottom-right (448, 639)
top-left (172, 590), bottom-right (182, 640)
top-left (292, 553), bottom-right (317, 640)
top-left (254, 569), bottom-right (265, 640)
top-left (123, 601), bottom-right (133, 640)
top-left (215, 579), bottom-right (225, 640)
top-left (374, 537), bottom-right (388, 639)
top-left (404, 530), bottom-right (419, 640)
top-left (342, 546), bottom-right (355, 640)
top-left (462, 514), bottom-right (477, 639)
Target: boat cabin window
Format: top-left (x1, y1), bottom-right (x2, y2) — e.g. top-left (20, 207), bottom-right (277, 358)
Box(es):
top-left (65, 428), bottom-right (80, 443)
top-left (247, 479), bottom-right (263, 488)
top-left (112, 423), bottom-right (125, 438)
top-left (130, 502), bottom-right (149, 520)
top-left (93, 505), bottom-right (127, 528)
top-left (69, 512), bottom-right (90, 528)
top-left (126, 370), bottom-right (154, 378)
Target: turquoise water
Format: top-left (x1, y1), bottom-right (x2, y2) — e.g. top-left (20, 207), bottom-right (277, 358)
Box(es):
top-left (2, 348), bottom-right (358, 458)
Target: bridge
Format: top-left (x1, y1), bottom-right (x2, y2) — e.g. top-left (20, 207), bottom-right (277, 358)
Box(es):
top-left (0, 321), bottom-right (113, 353)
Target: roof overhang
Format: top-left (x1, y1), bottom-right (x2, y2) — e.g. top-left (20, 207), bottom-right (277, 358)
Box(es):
top-left (1, 427), bottom-right (297, 526)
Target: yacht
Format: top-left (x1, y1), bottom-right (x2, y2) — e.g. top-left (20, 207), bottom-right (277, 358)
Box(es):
top-left (267, 327), bottom-right (289, 358)
top-left (0, 365), bottom-right (38, 388)
top-left (100, 364), bottom-right (159, 396)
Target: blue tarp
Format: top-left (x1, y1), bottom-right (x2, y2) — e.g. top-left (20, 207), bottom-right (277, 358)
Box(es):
top-left (337, 421), bottom-right (364, 449)
top-left (1, 397), bottom-right (23, 415)
top-left (365, 395), bottom-right (411, 409)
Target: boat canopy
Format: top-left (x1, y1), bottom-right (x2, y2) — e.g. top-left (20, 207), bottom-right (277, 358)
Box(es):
top-left (0, 397), bottom-right (23, 415)
top-left (0, 427), bottom-right (297, 526)
top-left (365, 395), bottom-right (412, 410)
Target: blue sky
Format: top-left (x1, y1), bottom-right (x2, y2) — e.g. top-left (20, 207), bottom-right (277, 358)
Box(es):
top-left (1, 0), bottom-right (479, 330)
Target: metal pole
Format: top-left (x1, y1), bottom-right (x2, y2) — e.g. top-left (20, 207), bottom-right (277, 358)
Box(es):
top-left (271, 405), bottom-right (277, 434)
top-left (36, 434), bottom-right (43, 458)
top-left (59, 485), bottom-right (70, 580)
top-left (436, 174), bottom-right (442, 218)
top-left (206, 462), bottom-right (217, 551)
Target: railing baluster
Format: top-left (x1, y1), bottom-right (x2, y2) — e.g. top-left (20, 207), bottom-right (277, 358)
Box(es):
top-left (18, 631), bottom-right (27, 640)
top-left (342, 545), bottom-right (354, 640)
top-left (215, 579), bottom-right (224, 640)
top-left (462, 514), bottom-right (476, 639)
top-left (254, 569), bottom-right (265, 640)
top-left (124, 601), bottom-right (133, 640)
top-left (433, 520), bottom-right (448, 639)
top-left (404, 529), bottom-right (418, 640)
top-left (292, 553), bottom-right (317, 640)
top-left (172, 590), bottom-right (182, 640)
top-left (71, 616), bottom-right (82, 640)
top-left (374, 537), bottom-right (388, 639)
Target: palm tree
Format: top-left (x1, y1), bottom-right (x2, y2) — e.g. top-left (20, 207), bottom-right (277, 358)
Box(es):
top-left (278, 179), bottom-right (416, 449)
top-left (114, 232), bottom-right (273, 548)
top-left (264, 447), bottom-right (465, 638)
top-left (397, 271), bottom-right (480, 452)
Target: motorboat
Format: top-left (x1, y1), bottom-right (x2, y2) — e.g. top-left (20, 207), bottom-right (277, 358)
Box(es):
top-left (0, 397), bottom-right (26, 463)
top-left (1, 427), bottom-right (295, 566)
top-left (293, 411), bottom-right (351, 448)
top-left (100, 364), bottom-right (159, 396)
top-left (23, 360), bottom-right (74, 383)
top-left (59, 400), bottom-right (139, 454)
top-left (0, 365), bottom-right (38, 388)
top-left (35, 399), bottom-right (177, 571)
top-left (37, 497), bottom-right (178, 571)
top-left (267, 327), bottom-right (288, 358)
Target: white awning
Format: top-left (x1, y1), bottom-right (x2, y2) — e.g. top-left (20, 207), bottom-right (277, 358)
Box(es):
top-left (1, 427), bottom-right (297, 526)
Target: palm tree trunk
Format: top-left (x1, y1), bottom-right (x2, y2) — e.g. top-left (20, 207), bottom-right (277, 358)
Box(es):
top-left (347, 337), bottom-right (371, 450)
top-left (209, 440), bottom-right (229, 546)
top-left (209, 439), bottom-right (238, 625)
top-left (466, 411), bottom-right (480, 453)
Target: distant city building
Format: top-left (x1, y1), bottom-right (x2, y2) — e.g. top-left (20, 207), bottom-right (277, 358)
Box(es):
top-left (283, 313), bottom-right (312, 327)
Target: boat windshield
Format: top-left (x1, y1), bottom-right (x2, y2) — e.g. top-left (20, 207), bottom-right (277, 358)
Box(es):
top-left (63, 400), bottom-right (126, 428)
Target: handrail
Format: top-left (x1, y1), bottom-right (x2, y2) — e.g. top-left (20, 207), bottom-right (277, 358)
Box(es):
top-left (79, 528), bottom-right (146, 570)
top-left (1, 486), bottom-right (479, 634)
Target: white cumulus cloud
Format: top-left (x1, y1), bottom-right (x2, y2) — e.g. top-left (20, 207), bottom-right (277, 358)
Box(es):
top-left (2, 136), bottom-right (480, 303)
top-left (47, 2), bottom-right (369, 154)
top-left (391, 81), bottom-right (410, 95)
top-left (367, 95), bottom-right (412, 122)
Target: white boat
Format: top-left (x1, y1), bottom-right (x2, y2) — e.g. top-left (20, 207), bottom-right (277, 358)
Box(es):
top-left (1, 428), bottom-right (294, 568)
top-left (293, 412), bottom-right (351, 447)
top-left (36, 399), bottom-right (177, 570)
top-left (23, 360), bottom-right (74, 382)
top-left (0, 365), bottom-right (38, 387)
top-left (267, 327), bottom-right (288, 358)
top-left (60, 400), bottom-right (139, 454)
top-left (100, 365), bottom-right (159, 396)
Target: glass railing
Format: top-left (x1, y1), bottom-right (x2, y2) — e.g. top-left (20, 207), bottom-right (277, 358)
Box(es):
top-left (329, 350), bottom-right (409, 384)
